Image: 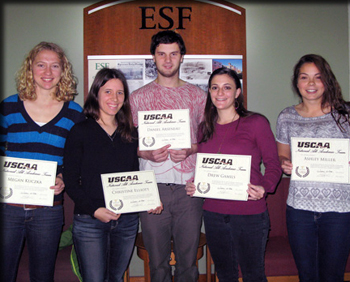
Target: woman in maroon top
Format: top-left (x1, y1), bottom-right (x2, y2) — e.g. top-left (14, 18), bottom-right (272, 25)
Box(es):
top-left (186, 67), bottom-right (281, 282)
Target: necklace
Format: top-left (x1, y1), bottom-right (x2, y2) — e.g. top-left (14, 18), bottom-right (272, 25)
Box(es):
top-left (217, 113), bottom-right (239, 154)
top-left (108, 129), bottom-right (118, 141)
top-left (96, 119), bottom-right (118, 141)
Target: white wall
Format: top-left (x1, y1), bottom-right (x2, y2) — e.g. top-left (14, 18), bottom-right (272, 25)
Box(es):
top-left (234, 1), bottom-right (350, 129)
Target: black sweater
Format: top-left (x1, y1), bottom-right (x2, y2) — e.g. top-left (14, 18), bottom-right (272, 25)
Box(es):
top-left (63, 118), bottom-right (139, 216)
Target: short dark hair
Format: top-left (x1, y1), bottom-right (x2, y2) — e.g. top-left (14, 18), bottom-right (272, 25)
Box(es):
top-left (150, 30), bottom-right (186, 55)
top-left (84, 68), bottom-right (135, 142)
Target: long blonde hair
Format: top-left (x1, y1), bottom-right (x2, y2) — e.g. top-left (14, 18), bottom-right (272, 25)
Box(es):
top-left (16, 41), bottom-right (78, 101)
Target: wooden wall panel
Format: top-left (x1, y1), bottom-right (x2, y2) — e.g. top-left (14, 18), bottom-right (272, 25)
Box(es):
top-left (84, 0), bottom-right (246, 103)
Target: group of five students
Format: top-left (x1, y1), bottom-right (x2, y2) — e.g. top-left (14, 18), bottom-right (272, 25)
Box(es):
top-left (1, 30), bottom-right (350, 282)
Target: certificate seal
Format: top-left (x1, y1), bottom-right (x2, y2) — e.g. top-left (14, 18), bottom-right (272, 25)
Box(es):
top-left (197, 182), bottom-right (210, 194)
top-left (142, 137), bottom-right (155, 148)
top-left (295, 166), bottom-right (310, 178)
top-left (109, 199), bottom-right (124, 211)
top-left (0, 187), bottom-right (13, 199)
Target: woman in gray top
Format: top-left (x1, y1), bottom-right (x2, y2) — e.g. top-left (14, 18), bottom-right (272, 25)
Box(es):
top-left (276, 54), bottom-right (350, 282)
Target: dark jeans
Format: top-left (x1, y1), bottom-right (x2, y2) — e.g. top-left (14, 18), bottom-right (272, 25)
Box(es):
top-left (286, 205), bottom-right (350, 282)
top-left (0, 203), bottom-right (64, 282)
top-left (139, 183), bottom-right (203, 282)
top-left (73, 212), bottom-right (138, 282)
top-left (204, 210), bottom-right (269, 282)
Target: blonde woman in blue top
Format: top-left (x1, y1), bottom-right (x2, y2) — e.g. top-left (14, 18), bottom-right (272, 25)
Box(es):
top-left (0, 42), bottom-right (85, 282)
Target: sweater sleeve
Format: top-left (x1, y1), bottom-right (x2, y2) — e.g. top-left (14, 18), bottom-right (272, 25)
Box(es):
top-left (255, 115), bottom-right (282, 193)
top-left (63, 123), bottom-right (98, 216)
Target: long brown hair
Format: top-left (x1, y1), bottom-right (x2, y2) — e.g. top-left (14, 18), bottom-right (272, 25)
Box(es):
top-left (199, 67), bottom-right (253, 143)
top-left (292, 54), bottom-right (350, 131)
top-left (84, 68), bottom-right (135, 142)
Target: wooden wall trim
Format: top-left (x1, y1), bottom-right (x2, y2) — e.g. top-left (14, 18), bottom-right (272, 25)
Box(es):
top-left (84, 0), bottom-right (246, 106)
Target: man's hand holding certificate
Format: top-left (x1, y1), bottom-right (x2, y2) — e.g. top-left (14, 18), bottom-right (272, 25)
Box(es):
top-left (0, 156), bottom-right (57, 206)
top-left (193, 153), bottom-right (251, 201)
top-left (101, 170), bottom-right (161, 213)
top-left (291, 137), bottom-right (350, 183)
top-left (138, 109), bottom-right (191, 150)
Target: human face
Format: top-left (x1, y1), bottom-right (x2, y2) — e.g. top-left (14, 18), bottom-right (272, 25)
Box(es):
top-left (32, 50), bottom-right (62, 94)
top-left (209, 74), bottom-right (241, 112)
top-left (297, 62), bottom-right (325, 103)
top-left (98, 78), bottom-right (125, 121)
top-left (153, 43), bottom-right (183, 78)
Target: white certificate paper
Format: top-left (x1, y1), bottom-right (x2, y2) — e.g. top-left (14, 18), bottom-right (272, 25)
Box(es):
top-left (101, 170), bottom-right (161, 214)
top-left (193, 153), bottom-right (251, 201)
top-left (291, 137), bottom-right (350, 183)
top-left (138, 109), bottom-right (191, 151)
top-left (0, 156), bottom-right (57, 206)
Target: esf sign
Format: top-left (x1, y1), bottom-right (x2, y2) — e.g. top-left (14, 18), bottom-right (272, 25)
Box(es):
top-left (140, 6), bottom-right (192, 29)
top-left (95, 63), bottom-right (110, 70)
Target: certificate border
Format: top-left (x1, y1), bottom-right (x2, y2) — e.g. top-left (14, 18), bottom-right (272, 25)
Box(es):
top-left (101, 170), bottom-right (161, 214)
top-left (193, 152), bottom-right (251, 201)
top-left (0, 156), bottom-right (57, 206)
top-left (291, 137), bottom-right (350, 184)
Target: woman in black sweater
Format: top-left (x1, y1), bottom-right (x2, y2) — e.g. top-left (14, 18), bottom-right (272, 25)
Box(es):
top-left (64, 68), bottom-right (139, 282)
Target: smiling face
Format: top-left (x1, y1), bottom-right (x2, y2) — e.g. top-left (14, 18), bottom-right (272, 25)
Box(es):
top-left (297, 62), bottom-right (325, 103)
top-left (153, 43), bottom-right (183, 79)
top-left (98, 78), bottom-right (125, 121)
top-left (32, 50), bottom-right (62, 94)
top-left (209, 74), bottom-right (241, 112)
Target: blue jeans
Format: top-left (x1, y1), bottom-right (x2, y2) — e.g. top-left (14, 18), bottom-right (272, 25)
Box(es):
top-left (0, 203), bottom-right (64, 282)
top-left (286, 205), bottom-right (350, 282)
top-left (139, 183), bottom-right (203, 282)
top-left (73, 212), bottom-right (139, 282)
top-left (204, 210), bottom-right (269, 282)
